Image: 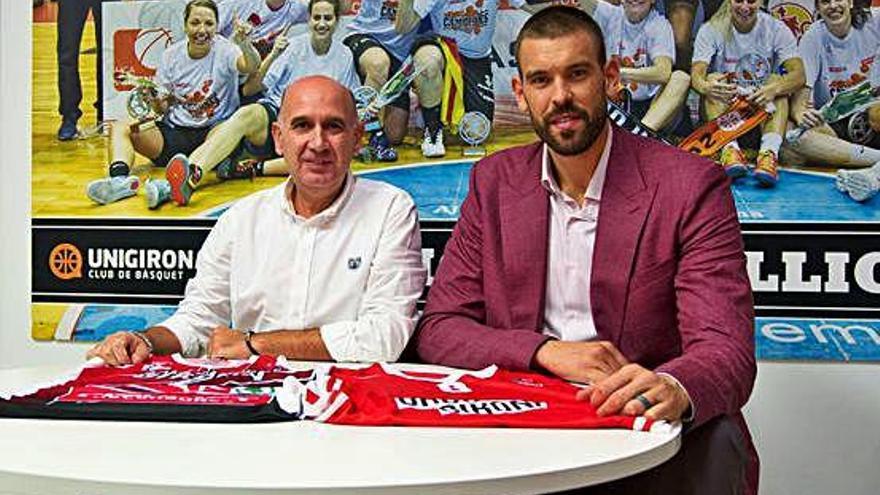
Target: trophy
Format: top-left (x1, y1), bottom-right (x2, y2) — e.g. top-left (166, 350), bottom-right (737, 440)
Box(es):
top-left (118, 72), bottom-right (171, 133)
top-left (459, 111), bottom-right (491, 157)
top-left (353, 55), bottom-right (424, 161)
top-left (355, 55), bottom-right (424, 127)
top-left (787, 80), bottom-right (880, 143)
top-left (354, 85), bottom-right (381, 132)
top-left (847, 110), bottom-right (875, 144)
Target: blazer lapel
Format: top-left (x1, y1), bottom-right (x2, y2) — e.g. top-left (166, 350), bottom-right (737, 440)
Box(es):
top-left (500, 144), bottom-right (549, 331)
top-left (592, 130), bottom-right (657, 346)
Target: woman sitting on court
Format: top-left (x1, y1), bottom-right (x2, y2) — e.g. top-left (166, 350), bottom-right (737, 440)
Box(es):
top-left (86, 0), bottom-right (260, 208)
top-left (690, 0), bottom-right (805, 187)
top-left (782, 0), bottom-right (880, 202)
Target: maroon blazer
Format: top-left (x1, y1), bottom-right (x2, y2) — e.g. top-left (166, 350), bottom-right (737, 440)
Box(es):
top-left (414, 129), bottom-right (758, 490)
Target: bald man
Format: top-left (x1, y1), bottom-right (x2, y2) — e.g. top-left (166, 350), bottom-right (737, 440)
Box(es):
top-left (87, 76), bottom-right (426, 365)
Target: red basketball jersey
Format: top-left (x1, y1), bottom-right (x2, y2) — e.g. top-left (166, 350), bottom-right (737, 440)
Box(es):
top-left (0, 355), bottom-right (312, 423)
top-left (298, 364), bottom-right (669, 432)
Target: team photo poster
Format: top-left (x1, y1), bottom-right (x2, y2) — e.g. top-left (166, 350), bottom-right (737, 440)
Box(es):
top-left (30, 0), bottom-right (880, 361)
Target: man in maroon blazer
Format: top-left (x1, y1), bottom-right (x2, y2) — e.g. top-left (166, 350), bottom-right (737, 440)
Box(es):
top-left (413, 6), bottom-right (757, 495)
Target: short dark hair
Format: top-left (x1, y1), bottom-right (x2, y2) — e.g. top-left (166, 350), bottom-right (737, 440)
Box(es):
top-left (850, 0), bottom-right (872, 29)
top-left (309, 0), bottom-right (341, 18)
top-left (184, 0), bottom-right (218, 24)
top-left (514, 6), bottom-right (607, 74)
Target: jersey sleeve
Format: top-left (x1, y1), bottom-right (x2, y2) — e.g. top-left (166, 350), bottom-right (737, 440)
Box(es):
top-left (593, 1), bottom-right (623, 59)
top-left (646, 15), bottom-right (675, 61)
top-left (338, 48), bottom-right (361, 91)
top-left (262, 49), bottom-right (289, 103)
top-left (867, 12), bottom-right (880, 87)
top-left (155, 47), bottom-right (175, 90)
top-left (222, 37), bottom-right (245, 74)
top-left (773, 17), bottom-right (800, 65)
top-left (691, 23), bottom-right (719, 67)
top-left (797, 25), bottom-right (821, 89)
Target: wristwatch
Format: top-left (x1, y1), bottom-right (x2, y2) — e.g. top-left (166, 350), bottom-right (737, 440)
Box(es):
top-left (244, 330), bottom-right (259, 356)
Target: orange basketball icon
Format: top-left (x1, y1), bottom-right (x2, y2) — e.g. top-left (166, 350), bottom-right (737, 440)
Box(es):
top-left (49, 243), bottom-right (83, 280)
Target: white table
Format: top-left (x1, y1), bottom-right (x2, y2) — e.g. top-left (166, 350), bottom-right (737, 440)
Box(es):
top-left (0, 364), bottom-right (680, 495)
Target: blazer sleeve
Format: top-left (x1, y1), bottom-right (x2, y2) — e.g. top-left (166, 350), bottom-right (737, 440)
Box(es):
top-left (414, 163), bottom-right (551, 370)
top-left (655, 162), bottom-right (756, 428)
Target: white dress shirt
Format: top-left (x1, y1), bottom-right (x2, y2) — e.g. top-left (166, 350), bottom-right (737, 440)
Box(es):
top-left (541, 125), bottom-right (612, 342)
top-left (160, 174), bottom-right (427, 362)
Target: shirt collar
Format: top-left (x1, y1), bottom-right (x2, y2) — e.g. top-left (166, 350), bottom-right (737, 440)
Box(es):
top-left (540, 122), bottom-right (613, 203)
top-left (279, 172), bottom-right (355, 225)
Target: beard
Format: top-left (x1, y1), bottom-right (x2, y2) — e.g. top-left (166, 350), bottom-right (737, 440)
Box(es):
top-left (530, 100), bottom-right (606, 156)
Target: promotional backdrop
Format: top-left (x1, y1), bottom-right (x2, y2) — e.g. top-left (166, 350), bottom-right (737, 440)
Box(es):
top-left (31, 0), bottom-right (880, 362)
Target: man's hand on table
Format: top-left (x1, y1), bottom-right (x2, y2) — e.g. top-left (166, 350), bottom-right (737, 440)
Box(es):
top-left (534, 340), bottom-right (629, 384)
top-left (207, 326), bottom-right (252, 359)
top-left (578, 364), bottom-right (691, 422)
top-left (85, 331), bottom-right (151, 366)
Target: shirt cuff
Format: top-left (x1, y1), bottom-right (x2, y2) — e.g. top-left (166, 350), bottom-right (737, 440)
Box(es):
top-left (319, 320), bottom-right (358, 362)
top-left (657, 372), bottom-right (695, 423)
top-left (157, 316), bottom-right (204, 358)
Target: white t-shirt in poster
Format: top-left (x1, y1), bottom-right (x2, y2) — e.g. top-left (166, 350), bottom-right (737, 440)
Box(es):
top-left (798, 9), bottom-right (880, 108)
top-left (414, 0), bottom-right (526, 59)
top-left (262, 33), bottom-right (360, 108)
top-left (692, 11), bottom-right (799, 77)
top-left (156, 36), bottom-right (243, 128)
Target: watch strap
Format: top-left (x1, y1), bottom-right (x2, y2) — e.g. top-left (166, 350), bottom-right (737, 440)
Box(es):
top-left (244, 330), bottom-right (259, 356)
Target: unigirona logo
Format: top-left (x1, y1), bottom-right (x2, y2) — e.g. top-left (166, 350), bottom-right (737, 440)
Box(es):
top-left (395, 397), bottom-right (548, 415)
top-left (49, 243), bottom-right (83, 280)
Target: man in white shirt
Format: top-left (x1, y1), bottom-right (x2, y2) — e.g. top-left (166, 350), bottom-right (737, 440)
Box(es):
top-left (87, 76), bottom-right (427, 364)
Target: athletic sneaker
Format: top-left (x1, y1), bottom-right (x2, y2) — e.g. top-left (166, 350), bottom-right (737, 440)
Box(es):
top-left (166, 154), bottom-right (195, 206)
top-left (215, 158), bottom-right (256, 180)
top-left (754, 149), bottom-right (779, 187)
top-left (57, 118), bottom-right (78, 141)
top-left (836, 167), bottom-right (880, 202)
top-left (719, 146), bottom-right (749, 179)
top-left (369, 132), bottom-right (398, 162)
top-left (86, 176), bottom-right (140, 205)
top-left (421, 128), bottom-right (446, 158)
top-left (144, 179), bottom-right (171, 209)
